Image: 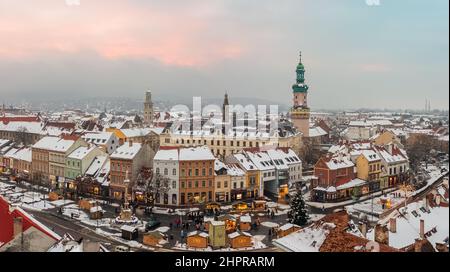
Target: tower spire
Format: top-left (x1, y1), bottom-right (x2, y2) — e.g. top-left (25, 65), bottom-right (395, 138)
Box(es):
top-left (299, 51), bottom-right (302, 64)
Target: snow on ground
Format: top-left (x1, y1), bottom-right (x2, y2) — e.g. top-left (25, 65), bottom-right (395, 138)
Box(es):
top-left (95, 228), bottom-right (155, 251)
top-left (62, 204), bottom-right (113, 228)
top-left (252, 235), bottom-right (267, 249)
top-left (50, 199), bottom-right (74, 207)
top-left (309, 213), bottom-right (326, 222)
top-left (155, 226), bottom-right (170, 233)
top-left (20, 200), bottom-right (54, 211)
top-left (260, 221), bottom-right (280, 228)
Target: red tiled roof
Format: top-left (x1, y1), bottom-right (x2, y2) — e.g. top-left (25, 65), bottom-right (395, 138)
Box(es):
top-left (0, 196), bottom-right (60, 247)
top-left (0, 116), bottom-right (40, 124)
top-left (318, 211), bottom-right (399, 252)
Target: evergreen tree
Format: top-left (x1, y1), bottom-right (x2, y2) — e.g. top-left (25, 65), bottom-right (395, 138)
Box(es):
top-left (288, 191), bottom-right (309, 226)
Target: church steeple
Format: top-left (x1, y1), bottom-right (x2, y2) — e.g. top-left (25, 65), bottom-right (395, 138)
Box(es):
top-left (290, 51), bottom-right (311, 137)
top-left (143, 90), bottom-right (154, 126)
top-left (293, 51), bottom-right (308, 89)
top-left (222, 92), bottom-right (230, 123)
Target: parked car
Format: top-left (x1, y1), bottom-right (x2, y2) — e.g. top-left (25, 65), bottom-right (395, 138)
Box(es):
top-left (145, 216), bottom-right (161, 231)
top-left (114, 245), bottom-right (130, 252)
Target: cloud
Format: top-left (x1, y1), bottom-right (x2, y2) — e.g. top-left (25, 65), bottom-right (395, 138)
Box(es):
top-left (0, 0), bottom-right (246, 66)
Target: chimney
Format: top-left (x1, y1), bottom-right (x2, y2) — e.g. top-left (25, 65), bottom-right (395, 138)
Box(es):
top-left (359, 222), bottom-right (367, 238)
top-left (13, 217), bottom-right (23, 237)
top-left (423, 197), bottom-right (429, 209)
top-left (420, 219), bottom-right (425, 239)
top-left (389, 218), bottom-right (397, 233)
top-left (129, 140), bottom-right (133, 147)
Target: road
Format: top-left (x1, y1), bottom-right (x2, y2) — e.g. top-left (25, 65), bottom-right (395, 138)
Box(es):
top-left (27, 209), bottom-right (136, 251)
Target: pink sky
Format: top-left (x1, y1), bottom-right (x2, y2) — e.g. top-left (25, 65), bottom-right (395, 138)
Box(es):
top-left (0, 0), bottom-right (246, 66)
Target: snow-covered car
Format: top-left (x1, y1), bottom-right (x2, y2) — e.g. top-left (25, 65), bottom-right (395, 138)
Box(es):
top-left (114, 245), bottom-right (130, 252)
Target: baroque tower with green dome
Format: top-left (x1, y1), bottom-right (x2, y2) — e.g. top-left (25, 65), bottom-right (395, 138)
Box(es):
top-left (290, 52), bottom-right (310, 137)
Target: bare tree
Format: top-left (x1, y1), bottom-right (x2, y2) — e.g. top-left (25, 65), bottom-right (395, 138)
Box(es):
top-left (406, 134), bottom-right (437, 171)
top-left (16, 126), bottom-right (29, 146)
top-left (133, 171), bottom-right (171, 208)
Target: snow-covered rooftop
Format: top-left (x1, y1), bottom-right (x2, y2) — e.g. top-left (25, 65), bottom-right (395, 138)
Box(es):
top-left (111, 143), bottom-right (142, 160)
top-left (154, 149), bottom-right (179, 161)
top-left (68, 146), bottom-right (98, 160)
top-left (32, 136), bottom-right (76, 153)
top-left (273, 222), bottom-right (336, 252)
top-left (179, 146), bottom-right (215, 161)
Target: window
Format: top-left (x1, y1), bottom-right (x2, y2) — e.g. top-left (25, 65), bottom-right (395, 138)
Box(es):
top-left (209, 168), bottom-right (213, 175)
top-left (156, 168), bottom-right (160, 175)
top-left (195, 181), bottom-right (199, 188)
top-left (195, 169), bottom-right (199, 176)
top-left (224, 181), bottom-right (228, 188)
top-left (202, 168), bottom-right (206, 176)
top-left (172, 194), bottom-right (177, 204)
top-left (181, 169), bottom-right (185, 177)
top-left (188, 181), bottom-right (192, 188)
top-left (172, 168), bottom-right (177, 175)
top-left (181, 181), bottom-right (185, 188)
top-left (164, 168), bottom-right (168, 175)
top-left (217, 181), bottom-right (221, 189)
top-left (202, 180), bottom-right (206, 187)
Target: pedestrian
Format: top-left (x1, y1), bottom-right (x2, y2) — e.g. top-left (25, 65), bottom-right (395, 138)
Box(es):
top-left (169, 222), bottom-right (173, 229)
top-left (170, 234), bottom-right (174, 240)
top-left (268, 228), bottom-right (272, 237)
top-left (271, 210), bottom-right (275, 218)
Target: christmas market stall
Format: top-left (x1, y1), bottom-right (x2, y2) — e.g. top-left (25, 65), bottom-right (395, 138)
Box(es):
top-left (217, 214), bottom-right (237, 233)
top-left (121, 225), bottom-right (138, 241)
top-left (89, 206), bottom-right (104, 220)
top-left (187, 231), bottom-right (209, 249)
top-left (239, 215), bottom-right (252, 231)
top-left (228, 232), bottom-right (253, 249)
top-left (143, 231), bottom-right (167, 247)
top-left (277, 223), bottom-right (301, 238)
top-left (252, 200), bottom-right (267, 211)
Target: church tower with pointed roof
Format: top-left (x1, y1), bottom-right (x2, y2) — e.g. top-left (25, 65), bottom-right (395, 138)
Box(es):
top-left (290, 52), bottom-right (310, 137)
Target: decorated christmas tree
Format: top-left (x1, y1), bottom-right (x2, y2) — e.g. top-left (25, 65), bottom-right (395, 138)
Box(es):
top-left (288, 191), bottom-right (310, 226)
